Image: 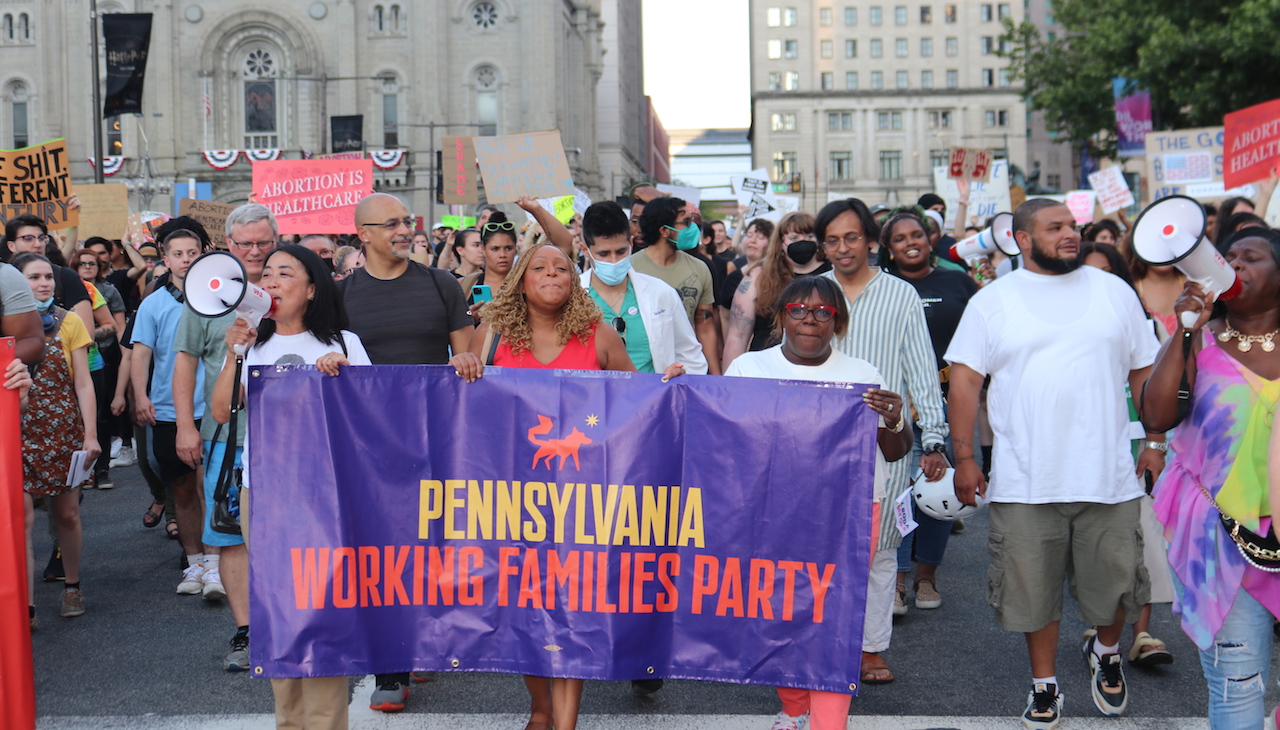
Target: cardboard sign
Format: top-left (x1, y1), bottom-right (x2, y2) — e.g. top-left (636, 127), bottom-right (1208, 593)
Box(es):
top-left (947, 147), bottom-right (996, 183)
top-left (0, 139), bottom-right (78, 230)
top-left (440, 215), bottom-right (477, 230)
top-left (1224, 99), bottom-right (1280, 189)
top-left (731, 168), bottom-right (773, 205)
top-left (1145, 127), bottom-right (1224, 202)
top-left (1087, 167), bottom-right (1135, 214)
top-left (656, 183), bottom-right (702, 207)
top-left (179, 198), bottom-right (237, 248)
top-left (75, 183), bottom-right (129, 240)
top-left (1064, 190), bottom-right (1097, 225)
top-left (125, 211), bottom-right (169, 244)
top-left (251, 159), bottom-right (373, 234)
top-left (474, 130), bottom-right (574, 204)
top-left (932, 161), bottom-right (1012, 230)
top-left (442, 136), bottom-right (480, 205)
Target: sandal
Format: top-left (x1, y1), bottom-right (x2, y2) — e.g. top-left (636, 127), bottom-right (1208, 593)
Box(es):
top-left (524, 711), bottom-right (553, 730)
top-left (165, 519), bottom-right (180, 540)
top-left (860, 651), bottom-right (895, 684)
top-left (1128, 631), bottom-right (1173, 666)
top-left (143, 502), bottom-right (165, 529)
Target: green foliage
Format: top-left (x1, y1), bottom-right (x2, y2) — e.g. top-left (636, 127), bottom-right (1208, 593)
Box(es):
top-left (1000, 0), bottom-right (1280, 159)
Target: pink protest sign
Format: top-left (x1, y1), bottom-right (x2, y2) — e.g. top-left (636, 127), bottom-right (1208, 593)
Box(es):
top-left (1224, 99), bottom-right (1280, 189)
top-left (252, 159), bottom-right (372, 234)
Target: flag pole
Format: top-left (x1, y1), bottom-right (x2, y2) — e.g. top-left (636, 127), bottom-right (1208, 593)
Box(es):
top-left (89, 0), bottom-right (105, 184)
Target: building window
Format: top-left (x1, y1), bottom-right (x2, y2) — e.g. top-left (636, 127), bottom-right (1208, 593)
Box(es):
top-left (921, 70), bottom-right (934, 88)
top-left (106, 115), bottom-right (122, 156)
top-left (982, 68), bottom-right (994, 86)
top-left (896, 70), bottom-right (909, 88)
top-left (772, 151), bottom-right (797, 182)
top-left (944, 3), bottom-right (957, 22)
top-left (768, 39), bottom-right (782, 59)
top-left (830, 151), bottom-right (853, 180)
top-left (896, 38), bottom-right (908, 56)
top-left (946, 69), bottom-right (958, 87)
top-left (1047, 174), bottom-right (1062, 189)
top-left (374, 5), bottom-right (384, 32)
top-left (946, 37), bottom-right (958, 55)
top-left (821, 72), bottom-right (835, 90)
top-left (769, 72), bottom-right (783, 91)
top-left (870, 6), bottom-right (882, 24)
top-left (771, 113), bottom-right (797, 131)
top-left (2, 15), bottom-right (11, 41)
top-left (879, 150), bottom-right (903, 180)
top-left (870, 39), bottom-right (883, 57)
top-left (472, 1), bottom-right (499, 28)
top-left (921, 37), bottom-right (933, 56)
top-left (767, 7), bottom-right (782, 26)
top-left (784, 7), bottom-right (798, 25)
top-left (390, 5), bottom-right (402, 31)
top-left (243, 48), bottom-right (280, 148)
top-left (845, 7), bottom-right (857, 25)
top-left (895, 6), bottom-right (907, 24)
top-left (820, 7), bottom-right (833, 25)
top-left (981, 36), bottom-right (993, 54)
top-left (928, 110), bottom-right (952, 128)
top-left (785, 71), bottom-right (800, 90)
top-left (871, 71), bottom-right (884, 89)
top-left (784, 40), bottom-right (799, 58)
top-left (828, 113), bottom-right (839, 130)
top-left (998, 3), bottom-right (1011, 19)
top-left (930, 149), bottom-right (950, 169)
top-left (999, 68), bottom-right (1012, 86)
top-left (845, 71), bottom-right (858, 89)
top-left (381, 75), bottom-right (399, 147)
top-left (821, 39), bottom-right (833, 58)
top-left (19, 12), bottom-right (27, 40)
top-left (1046, 31), bottom-right (1056, 42)
top-left (9, 81), bottom-right (28, 148)
top-left (985, 109), bottom-right (1009, 127)
top-left (921, 5), bottom-right (933, 23)
top-left (845, 39), bottom-right (857, 57)
top-left (877, 111), bottom-right (903, 129)
top-left (828, 112), bottom-right (854, 131)
top-left (1046, 0), bottom-right (1055, 25)
top-left (981, 3), bottom-right (993, 21)
top-left (475, 65), bottom-right (499, 136)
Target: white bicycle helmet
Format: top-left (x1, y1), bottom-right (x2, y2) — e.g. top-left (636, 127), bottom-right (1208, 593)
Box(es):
top-left (911, 467), bottom-right (984, 521)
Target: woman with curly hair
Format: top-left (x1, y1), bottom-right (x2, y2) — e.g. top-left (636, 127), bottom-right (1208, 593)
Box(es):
top-left (722, 211), bottom-right (831, 369)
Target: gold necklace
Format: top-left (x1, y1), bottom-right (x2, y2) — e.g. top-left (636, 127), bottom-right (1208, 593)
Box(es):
top-left (1218, 320), bottom-right (1279, 353)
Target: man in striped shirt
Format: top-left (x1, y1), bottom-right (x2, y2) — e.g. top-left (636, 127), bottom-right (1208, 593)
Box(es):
top-left (817, 198), bottom-right (949, 685)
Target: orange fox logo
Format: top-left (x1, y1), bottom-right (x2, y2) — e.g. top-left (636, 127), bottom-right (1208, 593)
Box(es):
top-left (528, 415), bottom-right (592, 470)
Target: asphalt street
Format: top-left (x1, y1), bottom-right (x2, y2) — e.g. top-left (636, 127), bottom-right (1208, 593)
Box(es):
top-left (26, 463), bottom-right (1279, 728)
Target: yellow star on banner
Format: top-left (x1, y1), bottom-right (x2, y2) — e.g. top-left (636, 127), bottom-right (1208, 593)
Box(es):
top-left (585, 414), bottom-right (600, 427)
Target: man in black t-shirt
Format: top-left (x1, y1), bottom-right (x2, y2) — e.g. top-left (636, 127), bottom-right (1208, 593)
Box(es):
top-left (5, 214), bottom-right (93, 333)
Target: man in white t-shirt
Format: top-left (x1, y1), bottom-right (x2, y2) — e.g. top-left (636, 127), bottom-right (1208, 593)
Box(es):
top-left (944, 199), bottom-right (1164, 730)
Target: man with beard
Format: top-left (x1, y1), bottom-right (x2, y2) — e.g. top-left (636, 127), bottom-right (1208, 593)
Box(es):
top-left (944, 199), bottom-right (1164, 730)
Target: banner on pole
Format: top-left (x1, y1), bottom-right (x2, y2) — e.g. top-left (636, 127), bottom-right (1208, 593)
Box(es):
top-left (1113, 79), bottom-right (1153, 159)
top-left (329, 116), bottom-right (364, 154)
top-left (102, 14), bottom-right (153, 117)
top-left (442, 136), bottom-right (480, 205)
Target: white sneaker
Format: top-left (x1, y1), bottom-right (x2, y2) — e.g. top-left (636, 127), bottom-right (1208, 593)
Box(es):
top-left (110, 446), bottom-right (135, 468)
top-left (769, 711), bottom-right (809, 730)
top-left (110, 438), bottom-right (122, 458)
top-left (177, 564), bottom-right (205, 595)
top-left (202, 567), bottom-right (226, 600)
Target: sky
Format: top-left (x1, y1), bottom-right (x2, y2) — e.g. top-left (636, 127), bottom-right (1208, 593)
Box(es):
top-left (642, 0), bottom-right (751, 131)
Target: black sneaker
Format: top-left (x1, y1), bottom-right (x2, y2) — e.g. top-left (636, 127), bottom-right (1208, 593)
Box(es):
top-left (95, 470), bottom-right (114, 490)
top-left (1083, 634), bottom-right (1128, 716)
top-left (43, 547), bottom-right (64, 582)
top-left (1021, 682), bottom-right (1062, 730)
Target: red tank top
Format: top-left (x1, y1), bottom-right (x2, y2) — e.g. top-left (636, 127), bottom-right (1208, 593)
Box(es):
top-left (493, 324), bottom-right (600, 370)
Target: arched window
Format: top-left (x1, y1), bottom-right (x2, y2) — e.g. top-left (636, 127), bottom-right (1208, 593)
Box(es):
top-left (3, 15), bottom-right (12, 41)
top-left (19, 13), bottom-right (28, 41)
top-left (390, 5), bottom-right (401, 31)
top-left (242, 47), bottom-right (279, 148)
top-left (381, 75), bottom-right (399, 147)
top-left (374, 5), bottom-right (384, 32)
top-left (475, 66), bottom-right (498, 136)
top-left (9, 82), bottom-right (29, 148)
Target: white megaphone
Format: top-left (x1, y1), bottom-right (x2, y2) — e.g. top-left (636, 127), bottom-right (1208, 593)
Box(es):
top-left (184, 251), bottom-right (276, 354)
top-left (1131, 195), bottom-right (1241, 330)
top-left (950, 212), bottom-right (1018, 264)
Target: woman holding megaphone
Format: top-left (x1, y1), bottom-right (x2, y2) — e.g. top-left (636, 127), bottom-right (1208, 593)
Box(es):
top-left (1140, 227), bottom-right (1280, 729)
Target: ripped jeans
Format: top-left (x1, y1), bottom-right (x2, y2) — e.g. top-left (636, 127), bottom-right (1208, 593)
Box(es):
top-left (1199, 588), bottom-right (1274, 730)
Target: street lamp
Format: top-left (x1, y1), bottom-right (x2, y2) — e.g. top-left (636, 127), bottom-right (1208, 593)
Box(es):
top-left (125, 113), bottom-right (171, 210)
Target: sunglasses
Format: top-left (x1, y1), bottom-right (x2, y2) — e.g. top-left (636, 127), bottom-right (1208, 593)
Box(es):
top-left (483, 221), bottom-right (516, 234)
top-left (611, 316), bottom-right (626, 345)
top-left (784, 303), bottom-right (837, 322)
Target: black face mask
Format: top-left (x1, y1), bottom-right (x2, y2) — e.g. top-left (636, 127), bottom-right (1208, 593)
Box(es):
top-left (786, 239), bottom-right (819, 265)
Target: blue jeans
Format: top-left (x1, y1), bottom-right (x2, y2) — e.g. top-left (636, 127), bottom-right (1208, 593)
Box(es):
top-left (1198, 588), bottom-right (1274, 730)
top-left (896, 424), bottom-right (953, 573)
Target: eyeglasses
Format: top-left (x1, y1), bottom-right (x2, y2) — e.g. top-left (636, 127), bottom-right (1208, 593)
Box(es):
top-left (359, 217), bottom-right (416, 231)
top-left (822, 233), bottom-right (866, 251)
top-left (483, 221), bottom-right (516, 234)
top-left (784, 303), bottom-right (837, 322)
top-left (611, 316), bottom-right (627, 345)
top-left (77, 260), bottom-right (100, 268)
top-left (14, 234), bottom-right (50, 246)
top-left (228, 238), bottom-right (275, 251)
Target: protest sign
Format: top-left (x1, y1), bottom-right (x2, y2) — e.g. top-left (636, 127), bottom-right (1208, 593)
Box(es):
top-left (75, 183), bottom-right (129, 240)
top-left (314, 152), bottom-right (364, 161)
top-left (474, 130), bottom-right (574, 204)
top-left (441, 215), bottom-right (477, 230)
top-left (125, 211), bottom-right (169, 244)
top-left (1114, 79), bottom-right (1153, 158)
top-left (947, 147), bottom-right (996, 183)
top-left (656, 183), bottom-right (702, 206)
top-left (1224, 99), bottom-right (1280, 190)
top-left (179, 198), bottom-right (237, 248)
top-left (1064, 190), bottom-right (1097, 225)
top-left (252, 158), bottom-right (372, 234)
top-left (1146, 127), bottom-right (1224, 201)
top-left (731, 168), bottom-right (773, 205)
top-left (932, 161), bottom-right (1012, 230)
top-left (442, 136), bottom-right (480, 205)
top-left (0, 139), bottom-right (78, 230)
top-left (1087, 167), bottom-right (1135, 214)
top-left (248, 366), bottom-right (876, 689)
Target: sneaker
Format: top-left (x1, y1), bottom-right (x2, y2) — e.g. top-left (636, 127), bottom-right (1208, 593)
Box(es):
top-left (893, 582), bottom-right (908, 616)
top-left (226, 629), bottom-right (250, 671)
top-left (950, 517), bottom-right (965, 534)
top-left (769, 711), bottom-right (810, 730)
top-left (177, 563), bottom-right (205, 595)
top-left (202, 568), bottom-right (226, 600)
top-left (95, 471), bottom-right (114, 490)
top-left (59, 588), bottom-right (85, 618)
top-left (369, 680), bottom-right (408, 712)
top-left (110, 445), bottom-right (135, 468)
top-left (914, 578), bottom-right (942, 610)
top-left (1083, 634), bottom-right (1128, 716)
top-left (1022, 683), bottom-right (1063, 730)
top-left (111, 438), bottom-right (122, 458)
top-left (43, 548), bottom-right (64, 582)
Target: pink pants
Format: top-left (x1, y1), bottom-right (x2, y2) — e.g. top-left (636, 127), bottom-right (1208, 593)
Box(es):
top-left (774, 501), bottom-right (880, 730)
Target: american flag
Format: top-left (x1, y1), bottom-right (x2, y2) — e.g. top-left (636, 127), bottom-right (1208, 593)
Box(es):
top-left (1163, 152), bottom-right (1213, 183)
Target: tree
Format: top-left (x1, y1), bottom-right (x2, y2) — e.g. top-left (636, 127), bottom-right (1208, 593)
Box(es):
top-left (1001, 0), bottom-right (1280, 160)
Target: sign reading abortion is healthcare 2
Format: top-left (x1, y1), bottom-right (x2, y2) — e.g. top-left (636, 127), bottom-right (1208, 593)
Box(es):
top-left (247, 366), bottom-right (877, 693)
top-left (251, 158), bottom-right (373, 234)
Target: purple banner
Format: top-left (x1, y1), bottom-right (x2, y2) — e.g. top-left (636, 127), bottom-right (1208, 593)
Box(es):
top-left (246, 365), bottom-right (877, 693)
top-left (1114, 78), bottom-right (1153, 158)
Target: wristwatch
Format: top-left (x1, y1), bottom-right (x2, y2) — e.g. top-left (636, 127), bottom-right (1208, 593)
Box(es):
top-left (888, 416), bottom-right (905, 433)
top-left (925, 443), bottom-right (947, 455)
top-left (1142, 440), bottom-right (1169, 454)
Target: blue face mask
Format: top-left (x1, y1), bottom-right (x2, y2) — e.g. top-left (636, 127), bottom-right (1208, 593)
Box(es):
top-left (592, 255), bottom-right (631, 286)
top-left (666, 221), bottom-right (701, 251)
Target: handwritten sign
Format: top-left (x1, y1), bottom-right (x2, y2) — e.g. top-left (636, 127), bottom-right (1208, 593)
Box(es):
top-left (75, 183), bottom-right (129, 240)
top-left (1224, 99), bottom-right (1280, 189)
top-left (179, 198), bottom-right (237, 248)
top-left (932, 161), bottom-right (1012, 230)
top-left (441, 215), bottom-right (477, 230)
top-left (947, 147), bottom-right (996, 183)
top-left (252, 159), bottom-right (373, 234)
top-left (1088, 166), bottom-right (1135, 214)
top-left (0, 139), bottom-right (78, 230)
top-left (442, 136), bottom-right (479, 205)
top-left (474, 130), bottom-right (574, 204)
top-left (1064, 190), bottom-right (1097, 225)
